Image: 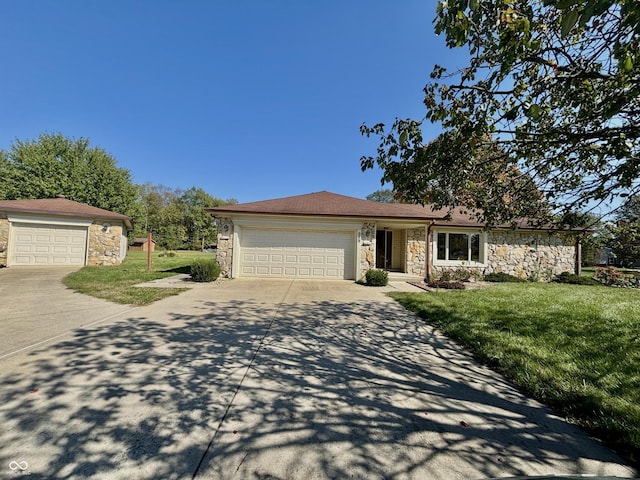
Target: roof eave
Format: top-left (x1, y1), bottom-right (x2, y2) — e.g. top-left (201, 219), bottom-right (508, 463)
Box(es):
top-left (1, 206), bottom-right (133, 229)
top-left (207, 209), bottom-right (442, 222)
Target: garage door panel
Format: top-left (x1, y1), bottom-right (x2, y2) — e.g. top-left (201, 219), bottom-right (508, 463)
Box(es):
top-left (11, 223), bottom-right (87, 266)
top-left (240, 229), bottom-right (355, 279)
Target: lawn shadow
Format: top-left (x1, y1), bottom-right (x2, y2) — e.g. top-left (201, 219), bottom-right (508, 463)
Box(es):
top-left (161, 265), bottom-right (192, 274)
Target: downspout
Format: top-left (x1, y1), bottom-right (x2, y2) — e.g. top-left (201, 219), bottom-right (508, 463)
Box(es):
top-left (575, 234), bottom-right (582, 276)
top-left (425, 221), bottom-right (436, 283)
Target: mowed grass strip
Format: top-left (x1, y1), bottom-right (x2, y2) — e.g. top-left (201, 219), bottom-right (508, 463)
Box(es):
top-left (391, 283), bottom-right (640, 464)
top-left (63, 250), bottom-right (213, 306)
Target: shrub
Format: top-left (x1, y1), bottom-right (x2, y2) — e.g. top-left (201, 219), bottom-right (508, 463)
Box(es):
top-left (553, 271), bottom-right (600, 286)
top-left (453, 266), bottom-right (471, 281)
top-left (439, 269), bottom-right (454, 282)
top-left (191, 258), bottom-right (221, 282)
top-left (484, 272), bottom-right (527, 283)
top-left (438, 267), bottom-right (482, 282)
top-left (427, 280), bottom-right (465, 290)
top-left (159, 250), bottom-right (177, 258)
top-left (365, 269), bottom-right (388, 286)
top-left (594, 266), bottom-right (640, 288)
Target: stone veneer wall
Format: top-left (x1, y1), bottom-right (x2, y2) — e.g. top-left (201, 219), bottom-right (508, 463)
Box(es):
top-left (87, 222), bottom-right (125, 266)
top-left (406, 227), bottom-right (426, 277)
top-left (485, 231), bottom-right (575, 280)
top-left (0, 217), bottom-right (9, 267)
top-left (359, 222), bottom-right (376, 279)
top-left (216, 217), bottom-right (234, 277)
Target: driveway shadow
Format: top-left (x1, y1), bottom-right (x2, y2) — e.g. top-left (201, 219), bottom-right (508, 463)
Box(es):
top-left (0, 295), bottom-right (635, 479)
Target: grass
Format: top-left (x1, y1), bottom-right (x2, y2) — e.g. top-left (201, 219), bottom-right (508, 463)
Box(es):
top-left (63, 250), bottom-right (214, 306)
top-left (391, 282), bottom-right (640, 465)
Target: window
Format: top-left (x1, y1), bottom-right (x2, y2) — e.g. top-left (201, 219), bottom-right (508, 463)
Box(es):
top-left (434, 231), bottom-right (484, 264)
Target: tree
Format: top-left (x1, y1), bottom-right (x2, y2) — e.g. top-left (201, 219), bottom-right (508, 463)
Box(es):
top-left (366, 189), bottom-right (398, 203)
top-left (0, 133), bottom-right (138, 217)
top-left (361, 1), bottom-right (640, 225)
top-left (608, 194), bottom-right (640, 266)
top-left (559, 210), bottom-right (608, 265)
top-left (617, 194), bottom-right (640, 221)
top-left (608, 221), bottom-right (640, 266)
top-left (178, 187), bottom-right (224, 250)
top-left (133, 184), bottom-right (234, 250)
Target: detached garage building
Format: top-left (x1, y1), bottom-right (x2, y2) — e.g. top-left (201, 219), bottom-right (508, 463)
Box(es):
top-left (0, 196), bottom-right (132, 267)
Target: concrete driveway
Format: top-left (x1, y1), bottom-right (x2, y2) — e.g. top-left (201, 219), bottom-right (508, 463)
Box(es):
top-left (0, 276), bottom-right (636, 479)
top-left (0, 267), bottom-right (133, 359)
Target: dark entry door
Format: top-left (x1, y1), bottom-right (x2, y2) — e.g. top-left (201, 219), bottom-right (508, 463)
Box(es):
top-left (376, 230), bottom-right (392, 269)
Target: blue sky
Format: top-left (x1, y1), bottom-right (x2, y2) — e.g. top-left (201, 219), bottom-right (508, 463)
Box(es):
top-left (1, 1), bottom-right (469, 203)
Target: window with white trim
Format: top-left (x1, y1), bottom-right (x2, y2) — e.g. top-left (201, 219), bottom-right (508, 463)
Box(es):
top-left (434, 231), bottom-right (486, 265)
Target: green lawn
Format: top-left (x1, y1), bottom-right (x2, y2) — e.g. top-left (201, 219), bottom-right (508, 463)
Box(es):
top-left (391, 283), bottom-right (640, 465)
top-left (63, 250), bottom-right (213, 306)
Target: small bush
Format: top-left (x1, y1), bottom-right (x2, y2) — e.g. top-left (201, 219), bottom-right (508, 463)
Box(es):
top-left (594, 266), bottom-right (640, 288)
top-left (553, 271), bottom-right (600, 286)
top-left (427, 280), bottom-right (465, 290)
top-left (484, 272), bottom-right (527, 283)
top-left (159, 250), bottom-right (177, 258)
top-left (453, 266), bottom-right (471, 281)
top-left (439, 269), bottom-right (453, 282)
top-left (438, 267), bottom-right (483, 282)
top-left (365, 269), bottom-right (388, 286)
top-left (191, 258), bottom-right (221, 282)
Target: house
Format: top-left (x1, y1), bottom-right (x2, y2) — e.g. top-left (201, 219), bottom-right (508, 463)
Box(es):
top-left (208, 191), bottom-right (580, 281)
top-left (129, 237), bottom-right (156, 252)
top-left (0, 196), bottom-right (132, 267)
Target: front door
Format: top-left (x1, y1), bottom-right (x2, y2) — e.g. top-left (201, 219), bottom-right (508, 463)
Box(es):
top-left (376, 230), bottom-right (392, 269)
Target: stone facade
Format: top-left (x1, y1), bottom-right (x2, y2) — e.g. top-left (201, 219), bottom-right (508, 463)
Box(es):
top-left (0, 217), bottom-right (9, 267)
top-left (216, 217), bottom-right (234, 277)
top-left (485, 231), bottom-right (575, 280)
top-left (406, 227), bottom-right (427, 277)
top-left (430, 230), bottom-right (576, 281)
top-left (213, 216), bottom-right (576, 282)
top-left (359, 222), bottom-right (376, 279)
top-left (87, 222), bottom-right (126, 266)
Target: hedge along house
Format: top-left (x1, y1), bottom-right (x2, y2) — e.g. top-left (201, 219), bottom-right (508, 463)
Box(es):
top-left (0, 196), bottom-right (132, 267)
top-left (208, 191), bottom-right (582, 281)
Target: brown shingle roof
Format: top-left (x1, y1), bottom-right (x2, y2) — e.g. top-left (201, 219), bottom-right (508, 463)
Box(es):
top-left (0, 197), bottom-right (132, 228)
top-left (208, 191), bottom-right (444, 220)
top-left (208, 191), bottom-right (572, 231)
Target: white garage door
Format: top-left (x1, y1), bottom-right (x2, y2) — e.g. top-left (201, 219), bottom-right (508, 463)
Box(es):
top-left (11, 223), bottom-right (87, 266)
top-left (240, 229), bottom-right (355, 279)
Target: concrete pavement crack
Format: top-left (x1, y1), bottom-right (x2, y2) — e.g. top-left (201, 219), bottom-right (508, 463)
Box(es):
top-left (191, 279), bottom-right (295, 479)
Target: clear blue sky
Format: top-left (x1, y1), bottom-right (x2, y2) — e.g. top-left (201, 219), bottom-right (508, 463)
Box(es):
top-left (0, 1), bottom-right (469, 203)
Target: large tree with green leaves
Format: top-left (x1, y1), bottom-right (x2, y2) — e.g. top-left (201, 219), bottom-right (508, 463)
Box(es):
top-left (361, 0), bottom-right (640, 225)
top-left (366, 189), bottom-right (398, 203)
top-left (133, 184), bottom-right (235, 250)
top-left (0, 133), bottom-right (138, 217)
top-left (608, 193), bottom-right (640, 265)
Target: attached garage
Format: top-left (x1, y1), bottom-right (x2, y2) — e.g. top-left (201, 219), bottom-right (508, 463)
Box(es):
top-left (210, 191), bottom-right (582, 281)
top-left (239, 228), bottom-right (355, 279)
top-left (10, 222), bottom-right (88, 266)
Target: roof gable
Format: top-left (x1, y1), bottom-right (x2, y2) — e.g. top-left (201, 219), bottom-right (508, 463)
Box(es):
top-left (208, 191), bottom-right (444, 221)
top-left (0, 197), bottom-right (132, 228)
